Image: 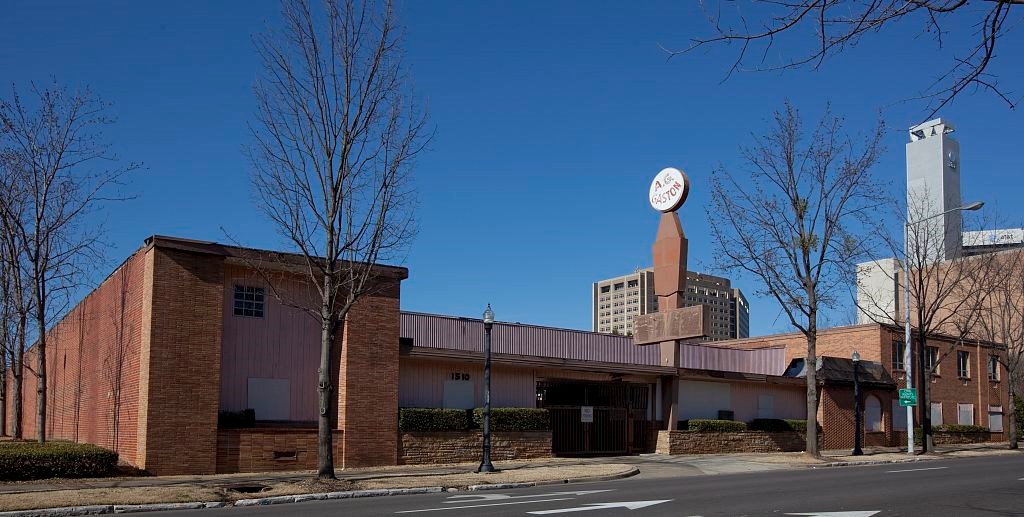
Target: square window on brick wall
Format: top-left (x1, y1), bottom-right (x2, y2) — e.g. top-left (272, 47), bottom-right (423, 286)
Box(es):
top-left (234, 285), bottom-right (266, 318)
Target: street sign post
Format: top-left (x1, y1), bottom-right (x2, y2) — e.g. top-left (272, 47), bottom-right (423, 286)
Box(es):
top-left (899, 388), bottom-right (917, 407)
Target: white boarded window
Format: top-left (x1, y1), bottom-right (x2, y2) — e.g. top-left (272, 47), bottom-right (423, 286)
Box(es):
top-left (865, 396), bottom-right (882, 432)
top-left (957, 403), bottom-right (975, 426)
top-left (892, 400), bottom-right (907, 430)
top-left (757, 395), bottom-right (774, 419)
top-left (931, 402), bottom-right (943, 425)
top-left (442, 380), bottom-right (474, 409)
top-left (988, 406), bottom-right (1003, 432)
top-left (679, 381), bottom-right (731, 420)
top-left (247, 377), bottom-right (290, 421)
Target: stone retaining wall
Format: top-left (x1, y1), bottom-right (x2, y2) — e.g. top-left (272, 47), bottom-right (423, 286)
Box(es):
top-left (399, 431), bottom-right (551, 465)
top-left (655, 430), bottom-right (807, 454)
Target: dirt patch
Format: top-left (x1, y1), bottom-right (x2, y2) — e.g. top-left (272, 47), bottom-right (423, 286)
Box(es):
top-left (0, 486), bottom-right (229, 512)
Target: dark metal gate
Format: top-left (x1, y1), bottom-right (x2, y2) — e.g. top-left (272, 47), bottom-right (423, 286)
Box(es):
top-left (540, 381), bottom-right (651, 456)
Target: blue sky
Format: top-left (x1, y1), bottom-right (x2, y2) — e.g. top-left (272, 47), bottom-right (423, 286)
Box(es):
top-left (2, 1), bottom-right (1022, 336)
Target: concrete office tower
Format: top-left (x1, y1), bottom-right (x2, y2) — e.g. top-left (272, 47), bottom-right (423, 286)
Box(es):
top-left (855, 258), bottom-right (901, 325)
top-left (591, 268), bottom-right (749, 340)
top-left (907, 118), bottom-right (962, 261)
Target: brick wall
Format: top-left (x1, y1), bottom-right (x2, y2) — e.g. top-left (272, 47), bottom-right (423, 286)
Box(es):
top-left (4, 250), bottom-right (147, 465)
top-left (655, 430), bottom-right (808, 454)
top-left (216, 428), bottom-right (344, 473)
top-left (727, 325), bottom-right (886, 366)
top-left (338, 294), bottom-right (401, 468)
top-left (398, 431), bottom-right (552, 465)
top-left (138, 246), bottom-right (224, 474)
top-left (819, 386), bottom-right (896, 450)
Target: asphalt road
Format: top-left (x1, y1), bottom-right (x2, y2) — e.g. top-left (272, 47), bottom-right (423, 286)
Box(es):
top-left (161, 455), bottom-right (1024, 516)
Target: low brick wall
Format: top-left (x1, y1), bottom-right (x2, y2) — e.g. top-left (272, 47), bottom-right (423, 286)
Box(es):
top-left (399, 431), bottom-right (551, 465)
top-left (216, 428), bottom-right (344, 473)
top-left (656, 430), bottom-right (807, 454)
top-left (933, 431), bottom-right (996, 444)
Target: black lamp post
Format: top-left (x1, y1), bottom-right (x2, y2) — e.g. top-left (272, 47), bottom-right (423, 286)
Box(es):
top-left (479, 304), bottom-right (496, 473)
top-left (852, 350), bottom-right (864, 456)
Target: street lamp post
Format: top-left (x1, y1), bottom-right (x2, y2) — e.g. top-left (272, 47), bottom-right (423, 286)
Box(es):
top-left (479, 304), bottom-right (496, 473)
top-left (852, 351), bottom-right (863, 456)
top-left (903, 200), bottom-right (984, 455)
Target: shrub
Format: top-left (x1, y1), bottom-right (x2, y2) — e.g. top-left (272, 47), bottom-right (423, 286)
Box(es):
top-left (472, 408), bottom-right (550, 431)
top-left (936, 424), bottom-right (989, 433)
top-left (399, 408), bottom-right (469, 431)
top-left (687, 419), bottom-right (747, 432)
top-left (749, 419), bottom-right (795, 432)
top-left (218, 409), bottom-right (255, 428)
top-left (0, 441), bottom-right (118, 480)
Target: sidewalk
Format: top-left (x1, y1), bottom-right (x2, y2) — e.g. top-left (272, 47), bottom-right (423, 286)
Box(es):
top-left (0, 443), bottom-right (1018, 513)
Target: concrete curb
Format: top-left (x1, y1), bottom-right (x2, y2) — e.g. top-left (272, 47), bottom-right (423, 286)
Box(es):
top-left (812, 456), bottom-right (931, 469)
top-left (467, 466), bottom-right (640, 491)
top-left (0, 465), bottom-right (640, 515)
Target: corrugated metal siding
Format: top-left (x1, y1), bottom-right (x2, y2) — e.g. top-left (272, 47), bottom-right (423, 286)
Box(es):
top-left (221, 265), bottom-right (321, 421)
top-left (401, 312), bottom-right (660, 366)
top-left (679, 343), bottom-right (785, 375)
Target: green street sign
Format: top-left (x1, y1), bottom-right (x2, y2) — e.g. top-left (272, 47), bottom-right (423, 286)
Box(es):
top-left (899, 388), bottom-right (917, 407)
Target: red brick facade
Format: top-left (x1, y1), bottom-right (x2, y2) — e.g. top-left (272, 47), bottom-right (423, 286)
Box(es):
top-left (5, 250), bottom-right (147, 464)
top-left (216, 428), bottom-right (344, 473)
top-left (4, 236), bottom-right (408, 475)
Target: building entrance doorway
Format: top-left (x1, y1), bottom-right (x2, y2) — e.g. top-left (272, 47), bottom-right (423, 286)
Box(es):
top-left (538, 380), bottom-right (652, 456)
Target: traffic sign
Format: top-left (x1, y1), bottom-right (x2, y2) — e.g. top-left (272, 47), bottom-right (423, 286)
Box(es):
top-left (899, 388), bottom-right (917, 407)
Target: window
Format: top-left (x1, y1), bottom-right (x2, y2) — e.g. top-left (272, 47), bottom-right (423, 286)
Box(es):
top-left (627, 280), bottom-right (638, 288)
top-left (892, 400), bottom-right (907, 430)
top-left (930, 402), bottom-right (943, 425)
top-left (957, 403), bottom-right (974, 426)
top-left (925, 346), bottom-right (939, 373)
top-left (865, 396), bottom-right (882, 432)
top-left (989, 355), bottom-right (1000, 381)
top-left (614, 282), bottom-right (624, 290)
top-left (957, 351), bottom-right (970, 378)
top-left (600, 286), bottom-right (610, 294)
top-left (891, 341), bottom-right (905, 371)
top-left (988, 406), bottom-right (1004, 432)
top-left (233, 285), bottom-right (265, 318)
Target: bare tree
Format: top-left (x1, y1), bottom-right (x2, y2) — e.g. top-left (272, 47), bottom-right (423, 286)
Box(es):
top-left (855, 191), bottom-right (1003, 451)
top-left (0, 81), bottom-right (138, 443)
top-left (250, 0), bottom-right (426, 479)
top-left (707, 102), bottom-right (885, 457)
top-left (670, 1), bottom-right (1021, 118)
top-left (977, 249), bottom-right (1024, 449)
top-left (0, 156), bottom-right (33, 439)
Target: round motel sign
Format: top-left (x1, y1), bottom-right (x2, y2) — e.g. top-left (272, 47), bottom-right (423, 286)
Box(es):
top-left (649, 167), bottom-right (689, 212)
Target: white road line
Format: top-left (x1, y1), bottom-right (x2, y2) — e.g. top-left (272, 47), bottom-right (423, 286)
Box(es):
top-left (885, 466), bottom-right (949, 473)
top-left (395, 497), bottom-right (575, 513)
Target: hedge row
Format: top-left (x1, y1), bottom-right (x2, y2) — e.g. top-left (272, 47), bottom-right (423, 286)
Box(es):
top-left (0, 441), bottom-right (119, 480)
top-left (935, 424), bottom-right (989, 433)
top-left (472, 408), bottom-right (550, 431)
top-left (399, 408), bottom-right (469, 431)
top-left (685, 419), bottom-right (748, 432)
top-left (1015, 395), bottom-right (1023, 433)
top-left (399, 408), bottom-right (550, 432)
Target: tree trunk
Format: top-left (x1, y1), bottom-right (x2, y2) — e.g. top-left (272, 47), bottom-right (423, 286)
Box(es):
top-left (1008, 371), bottom-right (1018, 449)
top-left (12, 313), bottom-right (25, 439)
top-left (805, 331), bottom-right (820, 457)
top-left (0, 356), bottom-right (6, 437)
top-left (35, 300), bottom-right (47, 444)
top-left (917, 330), bottom-right (932, 453)
top-left (316, 273), bottom-right (336, 480)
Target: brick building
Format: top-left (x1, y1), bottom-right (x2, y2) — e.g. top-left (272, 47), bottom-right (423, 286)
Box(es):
top-left (4, 236), bottom-right (407, 475)
top-left (727, 323), bottom-right (1011, 448)
top-left (3, 236), bottom-right (1010, 474)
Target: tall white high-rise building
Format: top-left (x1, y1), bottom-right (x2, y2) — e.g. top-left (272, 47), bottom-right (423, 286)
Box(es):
top-left (906, 118), bottom-right (962, 261)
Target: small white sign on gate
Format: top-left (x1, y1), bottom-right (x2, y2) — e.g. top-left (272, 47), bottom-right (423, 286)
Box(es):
top-left (580, 406), bottom-right (594, 423)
